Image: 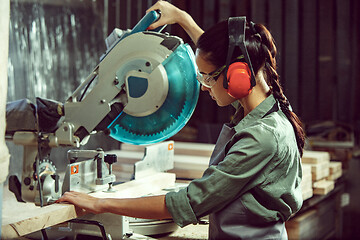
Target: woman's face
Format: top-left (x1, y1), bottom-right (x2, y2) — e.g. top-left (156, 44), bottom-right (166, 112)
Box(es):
top-left (195, 50), bottom-right (236, 106)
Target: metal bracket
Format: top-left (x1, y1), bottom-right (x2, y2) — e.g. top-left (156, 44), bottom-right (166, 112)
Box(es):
top-left (134, 141), bottom-right (174, 180)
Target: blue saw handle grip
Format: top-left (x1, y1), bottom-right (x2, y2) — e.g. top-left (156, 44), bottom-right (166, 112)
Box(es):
top-left (131, 10), bottom-right (162, 34)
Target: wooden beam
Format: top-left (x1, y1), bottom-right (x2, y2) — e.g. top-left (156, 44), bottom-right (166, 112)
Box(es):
top-left (2, 172), bottom-right (175, 239)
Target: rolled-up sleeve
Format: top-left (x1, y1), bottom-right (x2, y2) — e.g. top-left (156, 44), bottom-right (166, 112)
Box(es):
top-left (165, 124), bottom-right (278, 227)
top-left (165, 189), bottom-right (198, 227)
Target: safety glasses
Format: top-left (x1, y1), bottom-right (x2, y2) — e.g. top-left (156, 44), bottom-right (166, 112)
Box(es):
top-left (196, 65), bottom-right (226, 88)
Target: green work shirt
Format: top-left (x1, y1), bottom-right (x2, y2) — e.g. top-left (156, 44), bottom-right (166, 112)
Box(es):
top-left (165, 94), bottom-right (303, 227)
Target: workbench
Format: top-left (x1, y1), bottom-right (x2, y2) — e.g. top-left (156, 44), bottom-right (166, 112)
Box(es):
top-left (2, 172), bottom-right (208, 239)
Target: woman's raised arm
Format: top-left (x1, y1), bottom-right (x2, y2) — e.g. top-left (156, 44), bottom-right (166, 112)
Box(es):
top-left (146, 0), bottom-right (204, 44)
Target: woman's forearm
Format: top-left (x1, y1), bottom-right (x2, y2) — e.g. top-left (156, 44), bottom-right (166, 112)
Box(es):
top-left (56, 191), bottom-right (172, 220)
top-left (99, 195), bottom-right (172, 220)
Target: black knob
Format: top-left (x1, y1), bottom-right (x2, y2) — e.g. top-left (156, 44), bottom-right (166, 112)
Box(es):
top-left (24, 177), bottom-right (31, 186)
top-left (104, 154), bottom-right (117, 164)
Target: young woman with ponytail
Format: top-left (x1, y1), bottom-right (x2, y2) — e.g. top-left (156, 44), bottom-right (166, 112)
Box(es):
top-left (57, 1), bottom-right (305, 239)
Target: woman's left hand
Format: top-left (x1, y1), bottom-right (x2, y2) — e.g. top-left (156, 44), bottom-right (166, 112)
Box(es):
top-left (56, 191), bottom-right (104, 214)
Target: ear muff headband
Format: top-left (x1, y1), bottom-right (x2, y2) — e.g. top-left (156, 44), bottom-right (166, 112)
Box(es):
top-left (224, 17), bottom-right (257, 98)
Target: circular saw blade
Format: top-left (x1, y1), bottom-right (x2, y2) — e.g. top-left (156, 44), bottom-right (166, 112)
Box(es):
top-left (108, 44), bottom-right (199, 145)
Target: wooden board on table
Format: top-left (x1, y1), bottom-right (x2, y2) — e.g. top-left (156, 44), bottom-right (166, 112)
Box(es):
top-left (313, 179), bottom-right (334, 195)
top-left (329, 161), bottom-right (342, 174)
top-left (303, 161), bottom-right (330, 181)
top-left (109, 149), bottom-right (210, 180)
top-left (1, 172), bottom-right (175, 239)
top-left (120, 141), bottom-right (215, 157)
top-left (89, 172), bottom-right (175, 199)
top-left (302, 150), bottom-right (330, 164)
top-left (1, 195), bottom-right (77, 239)
top-left (327, 169), bottom-right (342, 181)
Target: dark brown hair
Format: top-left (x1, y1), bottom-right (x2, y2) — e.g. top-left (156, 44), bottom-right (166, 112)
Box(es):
top-left (197, 20), bottom-right (306, 156)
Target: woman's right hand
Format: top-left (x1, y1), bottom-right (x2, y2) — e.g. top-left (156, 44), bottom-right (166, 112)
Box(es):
top-left (146, 0), bottom-right (204, 44)
top-left (146, 0), bottom-right (184, 30)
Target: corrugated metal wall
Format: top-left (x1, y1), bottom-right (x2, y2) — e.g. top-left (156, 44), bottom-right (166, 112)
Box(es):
top-left (105, 0), bottom-right (360, 129)
top-left (7, 0), bottom-right (114, 176)
top-left (8, 1), bottom-right (105, 103)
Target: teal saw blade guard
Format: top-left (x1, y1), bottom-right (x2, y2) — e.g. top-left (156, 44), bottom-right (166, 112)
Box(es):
top-left (107, 44), bottom-right (200, 145)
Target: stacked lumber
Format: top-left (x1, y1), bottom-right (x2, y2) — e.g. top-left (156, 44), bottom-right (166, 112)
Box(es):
top-left (313, 179), bottom-right (335, 195)
top-left (300, 164), bottom-right (313, 200)
top-left (112, 145), bottom-right (342, 198)
top-left (327, 161), bottom-right (342, 181)
top-left (285, 194), bottom-right (338, 239)
top-left (302, 151), bottom-right (330, 181)
top-left (108, 142), bottom-right (214, 181)
top-left (120, 141), bottom-right (215, 157)
top-left (301, 150), bottom-right (340, 196)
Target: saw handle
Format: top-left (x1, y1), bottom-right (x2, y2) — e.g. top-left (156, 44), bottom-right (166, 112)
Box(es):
top-left (132, 10), bottom-right (164, 34)
top-left (117, 10), bottom-right (165, 43)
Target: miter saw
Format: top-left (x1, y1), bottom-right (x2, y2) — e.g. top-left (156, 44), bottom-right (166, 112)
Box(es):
top-left (6, 9), bottom-right (199, 213)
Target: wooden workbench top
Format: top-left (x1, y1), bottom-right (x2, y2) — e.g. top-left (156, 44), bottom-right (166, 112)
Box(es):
top-left (1, 172), bottom-right (176, 239)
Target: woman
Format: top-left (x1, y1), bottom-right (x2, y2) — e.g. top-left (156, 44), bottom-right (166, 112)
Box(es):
top-left (57, 1), bottom-right (305, 239)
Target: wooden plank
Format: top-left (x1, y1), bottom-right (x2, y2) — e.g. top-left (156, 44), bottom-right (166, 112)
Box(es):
top-left (1, 173), bottom-right (175, 238)
top-left (109, 149), bottom-right (210, 180)
top-left (1, 189), bottom-right (77, 239)
top-left (174, 142), bottom-right (214, 156)
top-left (310, 162), bottom-right (330, 181)
top-left (300, 173), bottom-right (312, 190)
top-left (90, 172), bottom-right (175, 199)
top-left (329, 161), bottom-right (342, 174)
top-left (286, 209), bottom-right (318, 239)
top-left (326, 169), bottom-right (342, 181)
top-left (302, 164), bottom-right (312, 175)
top-left (300, 163), bottom-right (313, 200)
top-left (168, 168), bottom-right (204, 180)
top-left (120, 142), bottom-right (215, 157)
top-left (286, 191), bottom-right (339, 239)
top-left (302, 187), bottom-right (313, 201)
top-left (301, 150), bottom-right (330, 164)
top-left (313, 179), bottom-right (334, 195)
top-left (2, 198), bottom-right (77, 239)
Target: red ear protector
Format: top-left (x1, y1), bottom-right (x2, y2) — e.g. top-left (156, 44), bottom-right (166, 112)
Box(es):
top-left (224, 17), bottom-right (257, 99)
top-left (226, 62), bottom-right (251, 98)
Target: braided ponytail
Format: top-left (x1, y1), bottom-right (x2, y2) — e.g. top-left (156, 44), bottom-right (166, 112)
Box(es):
top-left (256, 24), bottom-right (306, 156)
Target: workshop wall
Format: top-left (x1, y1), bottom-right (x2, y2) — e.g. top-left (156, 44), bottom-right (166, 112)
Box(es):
top-left (6, 0), bottom-right (118, 177)
top-left (7, 0), bottom-right (105, 103)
